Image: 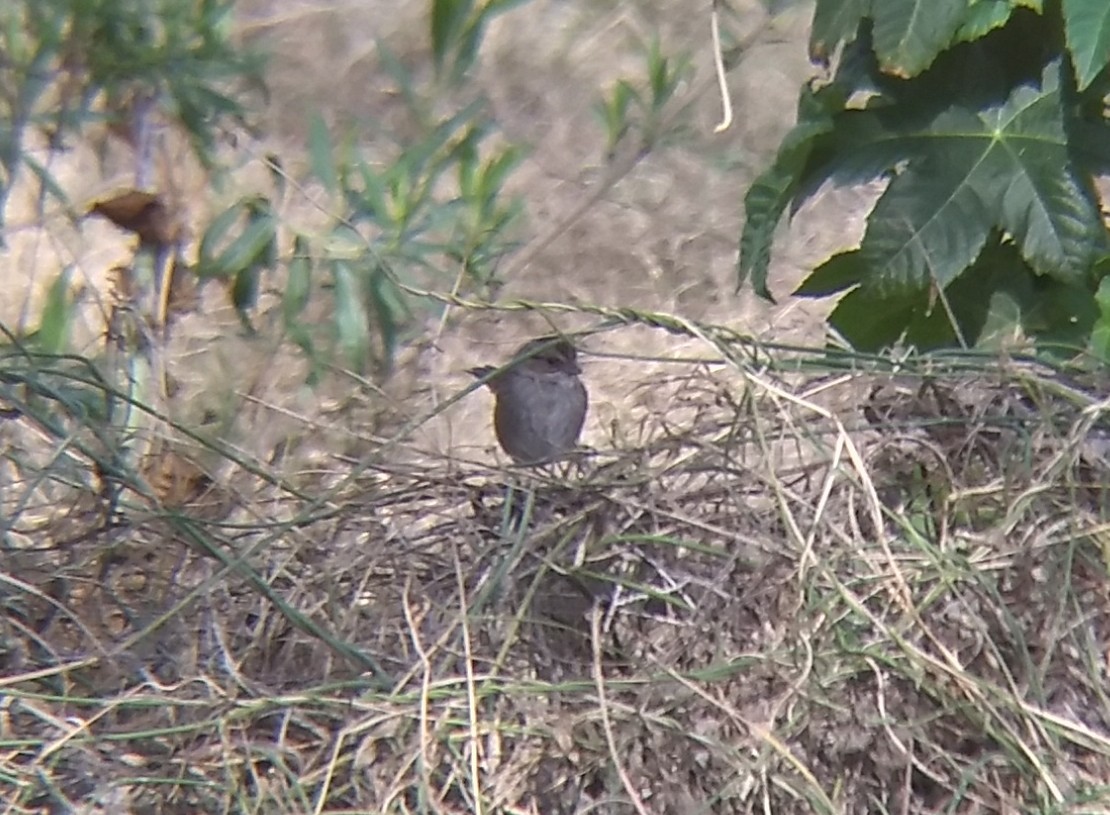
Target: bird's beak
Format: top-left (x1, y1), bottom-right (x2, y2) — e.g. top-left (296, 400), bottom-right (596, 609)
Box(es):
top-left (468, 366), bottom-right (497, 388)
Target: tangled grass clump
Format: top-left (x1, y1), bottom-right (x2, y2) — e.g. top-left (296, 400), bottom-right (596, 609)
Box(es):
top-left (2, 337), bottom-right (1110, 813)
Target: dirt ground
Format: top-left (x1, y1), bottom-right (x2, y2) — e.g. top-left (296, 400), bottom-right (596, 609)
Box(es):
top-left (4, 2), bottom-right (1110, 813)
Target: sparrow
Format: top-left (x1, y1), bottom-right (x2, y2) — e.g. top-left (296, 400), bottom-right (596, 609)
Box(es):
top-left (468, 336), bottom-right (588, 465)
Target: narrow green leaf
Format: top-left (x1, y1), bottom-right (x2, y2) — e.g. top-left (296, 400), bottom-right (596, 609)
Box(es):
top-left (198, 202), bottom-right (249, 275)
top-left (368, 266), bottom-right (399, 372)
top-left (232, 264), bottom-right (260, 330)
top-left (356, 163), bottom-right (388, 221)
top-left (284, 236), bottom-right (312, 322)
top-left (332, 260), bottom-right (371, 370)
top-left (210, 213), bottom-right (276, 280)
top-left (453, 17), bottom-right (486, 80)
top-left (309, 114), bottom-right (338, 193)
top-left (38, 267), bottom-right (74, 354)
top-left (475, 146), bottom-right (522, 205)
top-left (431, 0), bottom-right (471, 72)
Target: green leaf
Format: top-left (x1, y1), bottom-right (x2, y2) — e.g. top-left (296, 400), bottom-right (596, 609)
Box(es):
top-left (198, 202), bottom-right (250, 277)
top-left (1063, 0), bottom-right (1110, 91)
top-left (332, 260), bottom-right (371, 370)
top-left (38, 267), bottom-right (74, 354)
top-left (367, 266), bottom-right (400, 372)
top-left (476, 146), bottom-right (522, 204)
top-left (284, 236), bottom-right (312, 322)
top-left (974, 61), bottom-right (1102, 281)
top-left (794, 251), bottom-right (865, 297)
top-left (828, 284), bottom-right (925, 350)
top-left (810, 0), bottom-right (868, 63)
top-left (356, 162), bottom-right (388, 221)
top-left (871, 0), bottom-right (966, 78)
top-left (232, 264), bottom-right (260, 331)
top-left (431, 0), bottom-right (472, 72)
top-left (799, 59), bottom-right (1102, 299)
top-left (213, 211), bottom-right (276, 279)
top-left (1024, 279), bottom-right (1099, 352)
top-left (858, 163), bottom-right (992, 295)
top-left (954, 0), bottom-right (1017, 43)
top-left (453, 16), bottom-right (487, 81)
top-left (739, 84), bottom-right (841, 301)
top-left (309, 114), bottom-right (338, 193)
top-left (1090, 276), bottom-right (1110, 360)
top-left (904, 238), bottom-right (1033, 349)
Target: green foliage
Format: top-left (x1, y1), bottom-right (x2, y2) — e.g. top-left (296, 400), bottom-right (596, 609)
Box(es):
top-left (279, 57), bottom-right (527, 377)
top-left (196, 195), bottom-right (277, 332)
top-left (429, 0), bottom-right (529, 84)
top-left (595, 36), bottom-right (693, 157)
top-left (2, 0), bottom-right (530, 381)
top-left (36, 268), bottom-right (77, 354)
top-left (741, 0), bottom-right (1110, 359)
top-left (0, 0), bottom-right (263, 233)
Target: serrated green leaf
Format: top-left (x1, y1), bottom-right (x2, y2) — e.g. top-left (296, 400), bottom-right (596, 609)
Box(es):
top-left (800, 59), bottom-right (1102, 302)
top-left (871, 0), bottom-right (965, 78)
top-left (795, 251), bottom-right (865, 297)
top-left (810, 0), bottom-right (868, 63)
top-left (739, 85), bottom-right (840, 301)
top-left (1063, 0), bottom-right (1110, 91)
top-left (859, 164), bottom-right (992, 295)
top-left (954, 0), bottom-right (1016, 43)
top-left (974, 61), bottom-right (1102, 281)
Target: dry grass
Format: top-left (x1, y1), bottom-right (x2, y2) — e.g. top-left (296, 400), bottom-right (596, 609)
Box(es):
top-left (4, 336), bottom-right (1110, 813)
top-left (4, 1), bottom-right (1110, 812)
